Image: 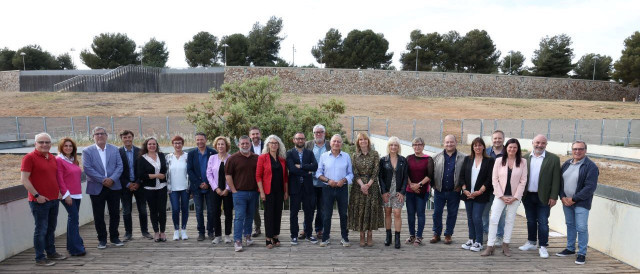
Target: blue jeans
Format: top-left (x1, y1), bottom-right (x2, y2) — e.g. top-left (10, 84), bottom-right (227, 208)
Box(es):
top-left (232, 191), bottom-right (258, 242)
top-left (170, 190), bottom-right (189, 230)
top-left (322, 185), bottom-right (349, 242)
top-left (523, 192), bottom-right (550, 246)
top-left (406, 192), bottom-right (428, 238)
top-left (482, 194), bottom-right (505, 237)
top-left (193, 189), bottom-right (214, 235)
top-left (432, 190), bottom-right (460, 236)
top-left (61, 199), bottom-right (85, 255)
top-left (29, 200), bottom-right (59, 261)
top-left (563, 205), bottom-right (590, 255)
top-left (464, 200), bottom-right (486, 243)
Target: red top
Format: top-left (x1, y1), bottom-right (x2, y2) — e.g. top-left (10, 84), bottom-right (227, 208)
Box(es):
top-left (406, 154), bottom-right (431, 195)
top-left (56, 157), bottom-right (83, 196)
top-left (21, 150), bottom-right (60, 201)
top-left (255, 153), bottom-right (288, 195)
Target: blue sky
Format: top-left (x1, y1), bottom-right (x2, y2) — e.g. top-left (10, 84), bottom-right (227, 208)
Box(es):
top-left (2, 0), bottom-right (638, 70)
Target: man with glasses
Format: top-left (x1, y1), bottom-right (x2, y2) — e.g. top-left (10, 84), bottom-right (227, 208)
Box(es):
top-left (304, 124), bottom-right (331, 240)
top-left (21, 133), bottom-right (66, 266)
top-left (556, 141), bottom-right (598, 265)
top-left (287, 132), bottom-right (318, 245)
top-left (83, 127), bottom-right (124, 249)
top-left (248, 127), bottom-right (263, 238)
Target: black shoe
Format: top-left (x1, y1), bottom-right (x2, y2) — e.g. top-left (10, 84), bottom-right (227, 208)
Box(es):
top-left (575, 255), bottom-right (586, 265)
top-left (556, 249), bottom-right (576, 257)
top-left (71, 251), bottom-right (86, 257)
top-left (252, 229), bottom-right (262, 238)
top-left (384, 229), bottom-right (392, 246)
top-left (46, 252), bottom-right (67, 260)
top-left (197, 234), bottom-right (205, 241)
top-left (299, 231), bottom-right (306, 240)
top-left (394, 232), bottom-right (401, 249)
top-left (208, 233), bottom-right (214, 240)
top-left (111, 239), bottom-right (124, 247)
top-left (124, 233), bottom-right (133, 242)
top-left (35, 259), bottom-right (55, 266)
top-left (141, 232), bottom-right (153, 240)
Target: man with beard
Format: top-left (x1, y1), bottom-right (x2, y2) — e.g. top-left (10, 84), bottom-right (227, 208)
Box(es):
top-left (249, 126), bottom-right (263, 237)
top-left (286, 132), bottom-right (318, 245)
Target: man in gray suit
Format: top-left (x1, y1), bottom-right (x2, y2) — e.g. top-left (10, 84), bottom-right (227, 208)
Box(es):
top-left (83, 127), bottom-right (124, 249)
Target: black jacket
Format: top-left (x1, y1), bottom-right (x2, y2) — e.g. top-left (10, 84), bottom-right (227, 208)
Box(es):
top-left (119, 146), bottom-right (140, 188)
top-left (379, 155), bottom-right (408, 195)
top-left (186, 147), bottom-right (217, 193)
top-left (286, 148), bottom-right (318, 195)
top-left (136, 152), bottom-right (168, 188)
top-left (457, 156), bottom-right (494, 203)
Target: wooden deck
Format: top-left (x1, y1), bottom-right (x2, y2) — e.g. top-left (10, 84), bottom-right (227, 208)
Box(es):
top-left (0, 209), bottom-right (636, 273)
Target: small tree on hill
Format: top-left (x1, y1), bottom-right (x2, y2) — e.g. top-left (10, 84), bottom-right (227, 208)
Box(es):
top-left (185, 76), bottom-right (346, 148)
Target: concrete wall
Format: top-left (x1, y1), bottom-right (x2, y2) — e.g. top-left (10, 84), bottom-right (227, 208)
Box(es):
top-left (0, 71), bottom-right (19, 92)
top-left (0, 182), bottom-right (94, 262)
top-left (225, 67), bottom-right (637, 101)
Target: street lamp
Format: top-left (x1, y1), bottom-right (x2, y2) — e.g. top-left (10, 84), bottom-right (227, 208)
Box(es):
top-left (292, 44), bottom-right (296, 67)
top-left (70, 48), bottom-right (76, 70)
top-left (509, 50), bottom-right (513, 75)
top-left (222, 43), bottom-right (228, 66)
top-left (414, 45), bottom-right (422, 71)
top-left (137, 45), bottom-right (143, 66)
top-left (592, 56), bottom-right (599, 81)
top-left (20, 52), bottom-right (26, 70)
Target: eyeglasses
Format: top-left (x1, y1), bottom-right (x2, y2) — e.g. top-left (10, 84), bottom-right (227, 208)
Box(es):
top-left (94, 132), bottom-right (107, 136)
top-left (572, 148), bottom-right (586, 151)
top-left (412, 144), bottom-right (424, 147)
top-left (313, 131), bottom-right (324, 134)
top-left (36, 141), bottom-right (51, 145)
top-left (294, 138), bottom-right (306, 140)
top-left (268, 142), bottom-right (279, 145)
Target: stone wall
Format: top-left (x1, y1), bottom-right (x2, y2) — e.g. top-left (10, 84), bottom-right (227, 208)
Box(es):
top-left (0, 71), bottom-right (19, 92)
top-left (224, 67), bottom-right (637, 101)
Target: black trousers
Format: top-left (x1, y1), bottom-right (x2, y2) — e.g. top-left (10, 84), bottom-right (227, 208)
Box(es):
top-left (90, 187), bottom-right (121, 242)
top-left (264, 189), bottom-right (284, 238)
top-left (121, 187), bottom-right (149, 235)
top-left (290, 182), bottom-right (317, 238)
top-left (145, 187), bottom-right (168, 233)
top-left (212, 191), bottom-right (233, 236)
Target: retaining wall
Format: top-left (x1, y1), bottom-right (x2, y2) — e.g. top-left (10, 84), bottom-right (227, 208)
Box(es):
top-left (0, 71), bottom-right (19, 92)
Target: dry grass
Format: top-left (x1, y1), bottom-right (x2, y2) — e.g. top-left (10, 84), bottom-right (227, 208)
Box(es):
top-left (0, 155), bottom-right (23, 189)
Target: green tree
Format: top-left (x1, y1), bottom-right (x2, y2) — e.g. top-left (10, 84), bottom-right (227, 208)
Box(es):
top-left (247, 16), bottom-right (284, 66)
top-left (184, 31), bottom-right (219, 67)
top-left (572, 53), bottom-right (612, 80)
top-left (220, 33), bottom-right (249, 66)
top-left (80, 33), bottom-right (139, 69)
top-left (499, 51), bottom-right (526, 75)
top-left (531, 34), bottom-right (574, 77)
top-left (311, 28), bottom-right (344, 68)
top-left (12, 45), bottom-right (58, 70)
top-left (613, 31), bottom-right (640, 87)
top-left (399, 30), bottom-right (442, 71)
top-left (56, 53), bottom-right (76, 70)
top-left (458, 29), bottom-right (500, 73)
top-left (275, 58), bottom-right (290, 67)
top-left (141, 38), bottom-right (169, 68)
top-left (341, 29), bottom-right (393, 69)
top-left (185, 76), bottom-right (346, 149)
top-left (435, 31), bottom-right (463, 72)
top-left (0, 48), bottom-right (16, 70)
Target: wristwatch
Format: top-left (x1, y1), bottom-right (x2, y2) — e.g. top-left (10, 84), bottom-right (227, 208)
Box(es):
top-left (34, 193), bottom-right (40, 198)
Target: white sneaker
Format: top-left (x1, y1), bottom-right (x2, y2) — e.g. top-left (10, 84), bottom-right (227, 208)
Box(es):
top-left (211, 236), bottom-right (221, 244)
top-left (224, 235), bottom-right (232, 244)
top-left (181, 230), bottom-right (188, 240)
top-left (319, 239), bottom-right (330, 247)
top-left (539, 246), bottom-right (549, 258)
top-left (494, 237), bottom-right (503, 246)
top-left (234, 241), bottom-right (243, 252)
top-left (173, 231), bottom-right (180, 241)
top-left (519, 241), bottom-right (537, 251)
top-left (461, 239), bottom-right (473, 250)
top-left (245, 236), bottom-right (254, 246)
top-left (470, 242), bottom-right (483, 252)
top-left (341, 238), bottom-right (350, 247)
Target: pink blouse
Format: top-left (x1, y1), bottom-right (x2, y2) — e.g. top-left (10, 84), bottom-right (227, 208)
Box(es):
top-left (56, 157), bottom-right (83, 198)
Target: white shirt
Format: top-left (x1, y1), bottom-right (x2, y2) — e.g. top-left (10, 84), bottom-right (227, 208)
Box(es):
top-left (142, 154), bottom-right (167, 190)
top-left (470, 161), bottom-right (481, 191)
top-left (252, 142), bottom-right (262, 155)
top-left (96, 144), bottom-right (108, 177)
top-left (166, 153), bottom-right (188, 191)
top-left (528, 150), bottom-right (546, 192)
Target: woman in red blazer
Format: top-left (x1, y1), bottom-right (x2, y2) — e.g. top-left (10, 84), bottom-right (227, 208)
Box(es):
top-left (482, 138), bottom-right (528, 257)
top-left (256, 135), bottom-right (289, 249)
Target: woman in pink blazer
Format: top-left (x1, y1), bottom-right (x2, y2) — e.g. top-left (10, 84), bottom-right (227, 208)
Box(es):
top-left (56, 137), bottom-right (86, 256)
top-left (256, 135), bottom-right (288, 249)
top-left (482, 138), bottom-right (527, 257)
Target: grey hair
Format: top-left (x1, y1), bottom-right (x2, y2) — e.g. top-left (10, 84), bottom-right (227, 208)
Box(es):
top-left (331, 134), bottom-right (342, 141)
top-left (92, 126), bottom-right (107, 135)
top-left (572, 140), bottom-right (587, 150)
top-left (238, 135), bottom-right (250, 142)
top-left (313, 124), bottom-right (326, 133)
top-left (262, 135), bottom-right (286, 159)
top-left (412, 137), bottom-right (424, 145)
top-left (35, 132), bottom-right (52, 141)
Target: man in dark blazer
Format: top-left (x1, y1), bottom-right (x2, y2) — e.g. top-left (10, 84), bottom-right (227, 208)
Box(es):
top-left (287, 132), bottom-right (318, 245)
top-left (249, 126), bottom-right (264, 237)
top-left (187, 132), bottom-right (217, 241)
top-left (304, 124), bottom-right (331, 240)
top-left (118, 130), bottom-right (151, 241)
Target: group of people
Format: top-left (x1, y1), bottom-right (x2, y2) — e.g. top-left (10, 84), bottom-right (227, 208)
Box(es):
top-left (21, 125), bottom-right (598, 266)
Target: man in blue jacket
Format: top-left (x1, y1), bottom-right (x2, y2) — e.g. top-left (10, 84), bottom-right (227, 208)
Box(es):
top-left (187, 132), bottom-right (217, 241)
top-left (286, 132), bottom-right (318, 245)
top-left (556, 141), bottom-right (599, 265)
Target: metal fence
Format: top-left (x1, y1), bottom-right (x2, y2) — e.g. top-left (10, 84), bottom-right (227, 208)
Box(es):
top-left (1, 116), bottom-right (638, 147)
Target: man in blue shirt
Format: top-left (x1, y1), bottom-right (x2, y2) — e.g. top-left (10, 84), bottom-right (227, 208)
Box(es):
top-left (304, 124), bottom-right (331, 240)
top-left (316, 134), bottom-right (353, 247)
top-left (186, 132), bottom-right (217, 241)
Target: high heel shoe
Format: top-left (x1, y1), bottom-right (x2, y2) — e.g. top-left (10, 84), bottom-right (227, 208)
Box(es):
top-left (366, 231), bottom-right (374, 247)
top-left (266, 238), bottom-right (273, 249)
top-left (384, 229), bottom-right (392, 246)
top-left (481, 246), bottom-right (495, 256)
top-left (360, 232), bottom-right (366, 247)
top-left (502, 243), bottom-right (512, 257)
top-left (394, 232), bottom-right (401, 249)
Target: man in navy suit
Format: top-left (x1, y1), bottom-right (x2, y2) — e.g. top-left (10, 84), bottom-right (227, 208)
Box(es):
top-left (286, 132), bottom-right (318, 245)
top-left (83, 127), bottom-right (124, 249)
top-left (187, 132), bottom-right (217, 241)
top-left (118, 130), bottom-right (151, 241)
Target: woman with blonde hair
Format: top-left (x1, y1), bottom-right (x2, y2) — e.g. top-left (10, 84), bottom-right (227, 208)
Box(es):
top-left (379, 136), bottom-right (408, 249)
top-left (348, 132), bottom-right (384, 247)
top-left (206, 136), bottom-right (234, 244)
top-left (256, 135), bottom-right (289, 249)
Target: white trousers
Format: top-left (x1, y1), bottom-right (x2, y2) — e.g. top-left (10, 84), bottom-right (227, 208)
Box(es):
top-left (487, 196), bottom-right (520, 246)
